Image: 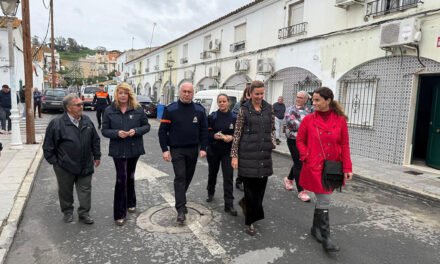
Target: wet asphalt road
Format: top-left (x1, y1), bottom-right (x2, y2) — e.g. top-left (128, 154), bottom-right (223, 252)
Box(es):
top-left (5, 111), bottom-right (440, 264)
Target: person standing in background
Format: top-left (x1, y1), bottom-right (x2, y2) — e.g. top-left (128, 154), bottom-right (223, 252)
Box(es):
top-left (284, 91), bottom-right (313, 202)
top-left (273, 96), bottom-right (286, 145)
top-left (92, 84), bottom-right (111, 129)
top-left (33, 88), bottom-right (43, 118)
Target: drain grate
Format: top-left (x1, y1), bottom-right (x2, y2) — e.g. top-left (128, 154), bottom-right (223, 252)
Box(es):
top-left (404, 170), bottom-right (423, 175)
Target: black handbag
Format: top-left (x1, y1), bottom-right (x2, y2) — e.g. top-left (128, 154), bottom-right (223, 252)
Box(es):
top-left (317, 128), bottom-right (344, 192)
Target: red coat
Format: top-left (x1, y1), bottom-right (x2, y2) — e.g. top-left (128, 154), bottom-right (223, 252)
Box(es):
top-left (296, 111), bottom-right (352, 194)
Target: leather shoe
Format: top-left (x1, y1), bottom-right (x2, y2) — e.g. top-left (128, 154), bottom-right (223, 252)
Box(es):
top-left (115, 219), bottom-right (125, 226)
top-left (206, 195), bottom-right (213, 203)
top-left (246, 224), bottom-right (257, 236)
top-left (63, 213), bottom-right (73, 223)
top-left (128, 207), bottom-right (136, 213)
top-left (176, 212), bottom-right (186, 225)
top-left (79, 215), bottom-right (94, 224)
top-left (224, 207), bottom-right (238, 216)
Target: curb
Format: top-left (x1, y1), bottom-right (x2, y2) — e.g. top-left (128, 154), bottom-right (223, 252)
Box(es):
top-left (272, 149), bottom-right (440, 203)
top-left (0, 139), bottom-right (44, 264)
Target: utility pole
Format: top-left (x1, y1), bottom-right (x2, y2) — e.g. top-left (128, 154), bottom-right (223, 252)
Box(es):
top-left (21, 0), bottom-right (36, 144)
top-left (50, 0), bottom-right (56, 88)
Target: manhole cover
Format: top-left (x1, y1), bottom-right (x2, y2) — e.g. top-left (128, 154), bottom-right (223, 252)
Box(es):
top-left (136, 202), bottom-right (213, 234)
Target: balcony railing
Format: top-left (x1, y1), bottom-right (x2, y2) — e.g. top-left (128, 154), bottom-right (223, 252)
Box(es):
top-left (366, 0), bottom-right (422, 17)
top-left (278, 22), bottom-right (307, 40)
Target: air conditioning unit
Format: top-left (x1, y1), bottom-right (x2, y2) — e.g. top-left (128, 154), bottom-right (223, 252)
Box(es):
top-left (184, 70), bottom-right (193, 80)
top-left (209, 66), bottom-right (220, 79)
top-left (208, 39), bottom-right (221, 52)
top-left (180, 57), bottom-right (188, 64)
top-left (235, 59), bottom-right (249, 72)
top-left (145, 68), bottom-right (149, 73)
top-left (230, 41), bottom-right (246, 52)
top-left (200, 51), bottom-right (211, 59)
top-left (257, 58), bottom-right (274, 74)
top-left (379, 17), bottom-right (421, 48)
top-left (335, 0), bottom-right (364, 8)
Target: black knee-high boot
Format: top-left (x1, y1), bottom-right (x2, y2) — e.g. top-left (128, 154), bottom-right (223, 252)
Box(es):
top-left (317, 209), bottom-right (340, 252)
top-left (311, 208), bottom-right (323, 243)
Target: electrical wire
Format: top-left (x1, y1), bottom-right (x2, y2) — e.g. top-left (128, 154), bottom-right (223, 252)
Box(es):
top-left (42, 0), bottom-right (49, 9)
top-left (32, 4), bottom-right (51, 59)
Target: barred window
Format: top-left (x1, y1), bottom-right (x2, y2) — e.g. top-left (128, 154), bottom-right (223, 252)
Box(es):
top-left (295, 76), bottom-right (321, 107)
top-left (339, 78), bottom-right (378, 129)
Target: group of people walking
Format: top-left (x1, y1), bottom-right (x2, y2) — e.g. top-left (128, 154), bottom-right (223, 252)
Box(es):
top-left (42, 80), bottom-right (353, 253)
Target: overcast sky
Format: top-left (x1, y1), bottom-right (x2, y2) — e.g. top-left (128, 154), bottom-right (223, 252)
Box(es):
top-left (17, 0), bottom-right (253, 51)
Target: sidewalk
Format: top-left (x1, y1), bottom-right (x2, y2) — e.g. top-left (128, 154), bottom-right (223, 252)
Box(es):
top-left (0, 125), bottom-right (45, 263)
top-left (273, 137), bottom-right (440, 202)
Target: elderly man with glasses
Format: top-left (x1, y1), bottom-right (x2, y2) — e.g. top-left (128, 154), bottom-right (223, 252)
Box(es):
top-left (43, 94), bottom-right (101, 224)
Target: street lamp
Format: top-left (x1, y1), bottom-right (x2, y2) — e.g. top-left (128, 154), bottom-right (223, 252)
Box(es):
top-left (0, 0), bottom-right (19, 16)
top-left (0, 0), bottom-right (22, 149)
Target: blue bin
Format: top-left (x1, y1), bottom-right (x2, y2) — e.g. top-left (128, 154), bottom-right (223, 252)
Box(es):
top-left (156, 104), bottom-right (165, 120)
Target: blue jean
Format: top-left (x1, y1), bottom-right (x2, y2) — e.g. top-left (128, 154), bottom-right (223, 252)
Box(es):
top-left (113, 157), bottom-right (139, 220)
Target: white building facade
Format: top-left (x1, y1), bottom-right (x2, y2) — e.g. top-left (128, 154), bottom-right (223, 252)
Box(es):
top-left (126, 0), bottom-right (440, 168)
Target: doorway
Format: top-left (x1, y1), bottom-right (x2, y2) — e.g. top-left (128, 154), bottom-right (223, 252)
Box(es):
top-left (413, 75), bottom-right (440, 169)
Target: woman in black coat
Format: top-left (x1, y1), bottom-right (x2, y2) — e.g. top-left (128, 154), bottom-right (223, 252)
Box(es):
top-left (102, 82), bottom-right (150, 226)
top-left (231, 81), bottom-right (275, 236)
top-left (206, 94), bottom-right (237, 216)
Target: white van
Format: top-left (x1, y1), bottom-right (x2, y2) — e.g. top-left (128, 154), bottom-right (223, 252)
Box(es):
top-left (194, 89), bottom-right (243, 115)
top-left (107, 84), bottom-right (117, 101)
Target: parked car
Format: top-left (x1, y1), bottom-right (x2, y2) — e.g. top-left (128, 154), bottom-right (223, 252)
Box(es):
top-left (41, 88), bottom-right (70, 112)
top-left (81, 86), bottom-right (99, 110)
top-left (193, 89), bottom-right (242, 115)
top-left (137, 95), bottom-right (157, 117)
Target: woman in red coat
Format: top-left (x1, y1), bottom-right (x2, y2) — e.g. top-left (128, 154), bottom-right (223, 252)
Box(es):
top-left (296, 87), bottom-right (353, 252)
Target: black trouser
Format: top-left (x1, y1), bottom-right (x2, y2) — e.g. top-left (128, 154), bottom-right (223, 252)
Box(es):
top-left (53, 165), bottom-right (92, 217)
top-left (96, 107), bottom-right (106, 127)
top-left (170, 146), bottom-right (199, 213)
top-left (0, 107), bottom-right (11, 131)
top-left (206, 146), bottom-right (234, 208)
top-left (34, 102), bottom-right (41, 118)
top-left (113, 157), bottom-right (139, 220)
top-left (242, 176), bottom-right (268, 225)
top-left (287, 138), bottom-right (303, 192)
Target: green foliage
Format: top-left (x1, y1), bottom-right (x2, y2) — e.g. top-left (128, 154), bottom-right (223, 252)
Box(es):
top-left (60, 48), bottom-right (96, 61)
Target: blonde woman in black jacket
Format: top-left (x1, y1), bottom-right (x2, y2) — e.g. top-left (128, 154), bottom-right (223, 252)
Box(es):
top-left (102, 82), bottom-right (150, 226)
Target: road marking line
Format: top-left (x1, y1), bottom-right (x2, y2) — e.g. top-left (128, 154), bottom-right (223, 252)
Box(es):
top-left (136, 160), bottom-right (228, 261)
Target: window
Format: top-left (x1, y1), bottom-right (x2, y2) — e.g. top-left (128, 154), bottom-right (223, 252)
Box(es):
top-left (230, 24), bottom-right (246, 52)
top-left (288, 1), bottom-right (304, 27)
top-left (279, 1), bottom-right (307, 39)
top-left (204, 35), bottom-right (211, 51)
top-left (366, 0), bottom-right (421, 16)
top-left (339, 78), bottom-right (378, 128)
top-left (183, 44), bottom-right (188, 58)
top-left (234, 23), bottom-right (246, 43)
top-left (146, 59), bottom-right (150, 70)
top-left (155, 55), bottom-right (160, 70)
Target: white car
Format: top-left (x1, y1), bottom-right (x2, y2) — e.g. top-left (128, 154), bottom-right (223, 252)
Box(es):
top-left (193, 89), bottom-right (243, 115)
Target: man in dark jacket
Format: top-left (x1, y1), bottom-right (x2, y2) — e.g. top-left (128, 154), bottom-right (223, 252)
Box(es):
top-left (0, 84), bottom-right (12, 134)
top-left (92, 84), bottom-right (111, 129)
top-left (43, 94), bottom-right (101, 224)
top-left (273, 96), bottom-right (286, 145)
top-left (158, 82), bottom-right (208, 224)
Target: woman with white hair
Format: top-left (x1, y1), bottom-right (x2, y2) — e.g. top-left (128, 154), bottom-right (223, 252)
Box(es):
top-left (284, 91), bottom-right (313, 202)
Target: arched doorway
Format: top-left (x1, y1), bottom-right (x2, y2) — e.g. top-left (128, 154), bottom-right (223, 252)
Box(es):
top-left (136, 83), bottom-right (142, 95)
top-left (162, 81), bottom-right (176, 105)
top-left (222, 73), bottom-right (251, 90)
top-left (144, 82), bottom-right (151, 97)
top-left (266, 67), bottom-right (321, 106)
top-left (196, 77), bottom-right (218, 92)
top-left (152, 81), bottom-right (161, 102)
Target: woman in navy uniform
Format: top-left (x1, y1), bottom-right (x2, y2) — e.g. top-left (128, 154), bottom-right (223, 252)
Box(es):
top-left (206, 94), bottom-right (237, 216)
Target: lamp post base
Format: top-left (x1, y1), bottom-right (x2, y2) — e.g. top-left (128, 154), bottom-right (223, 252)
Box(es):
top-left (9, 109), bottom-right (23, 149)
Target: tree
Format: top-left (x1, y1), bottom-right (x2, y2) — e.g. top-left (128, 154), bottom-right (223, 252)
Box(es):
top-left (55, 36), bottom-right (67, 51)
top-left (67, 38), bottom-right (80, 52)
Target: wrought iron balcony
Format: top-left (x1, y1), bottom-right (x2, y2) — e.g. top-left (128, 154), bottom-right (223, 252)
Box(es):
top-left (278, 22), bottom-right (307, 40)
top-left (366, 0), bottom-right (422, 17)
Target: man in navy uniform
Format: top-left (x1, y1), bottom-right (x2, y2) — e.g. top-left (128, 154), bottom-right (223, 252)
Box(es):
top-left (158, 82), bottom-right (208, 224)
